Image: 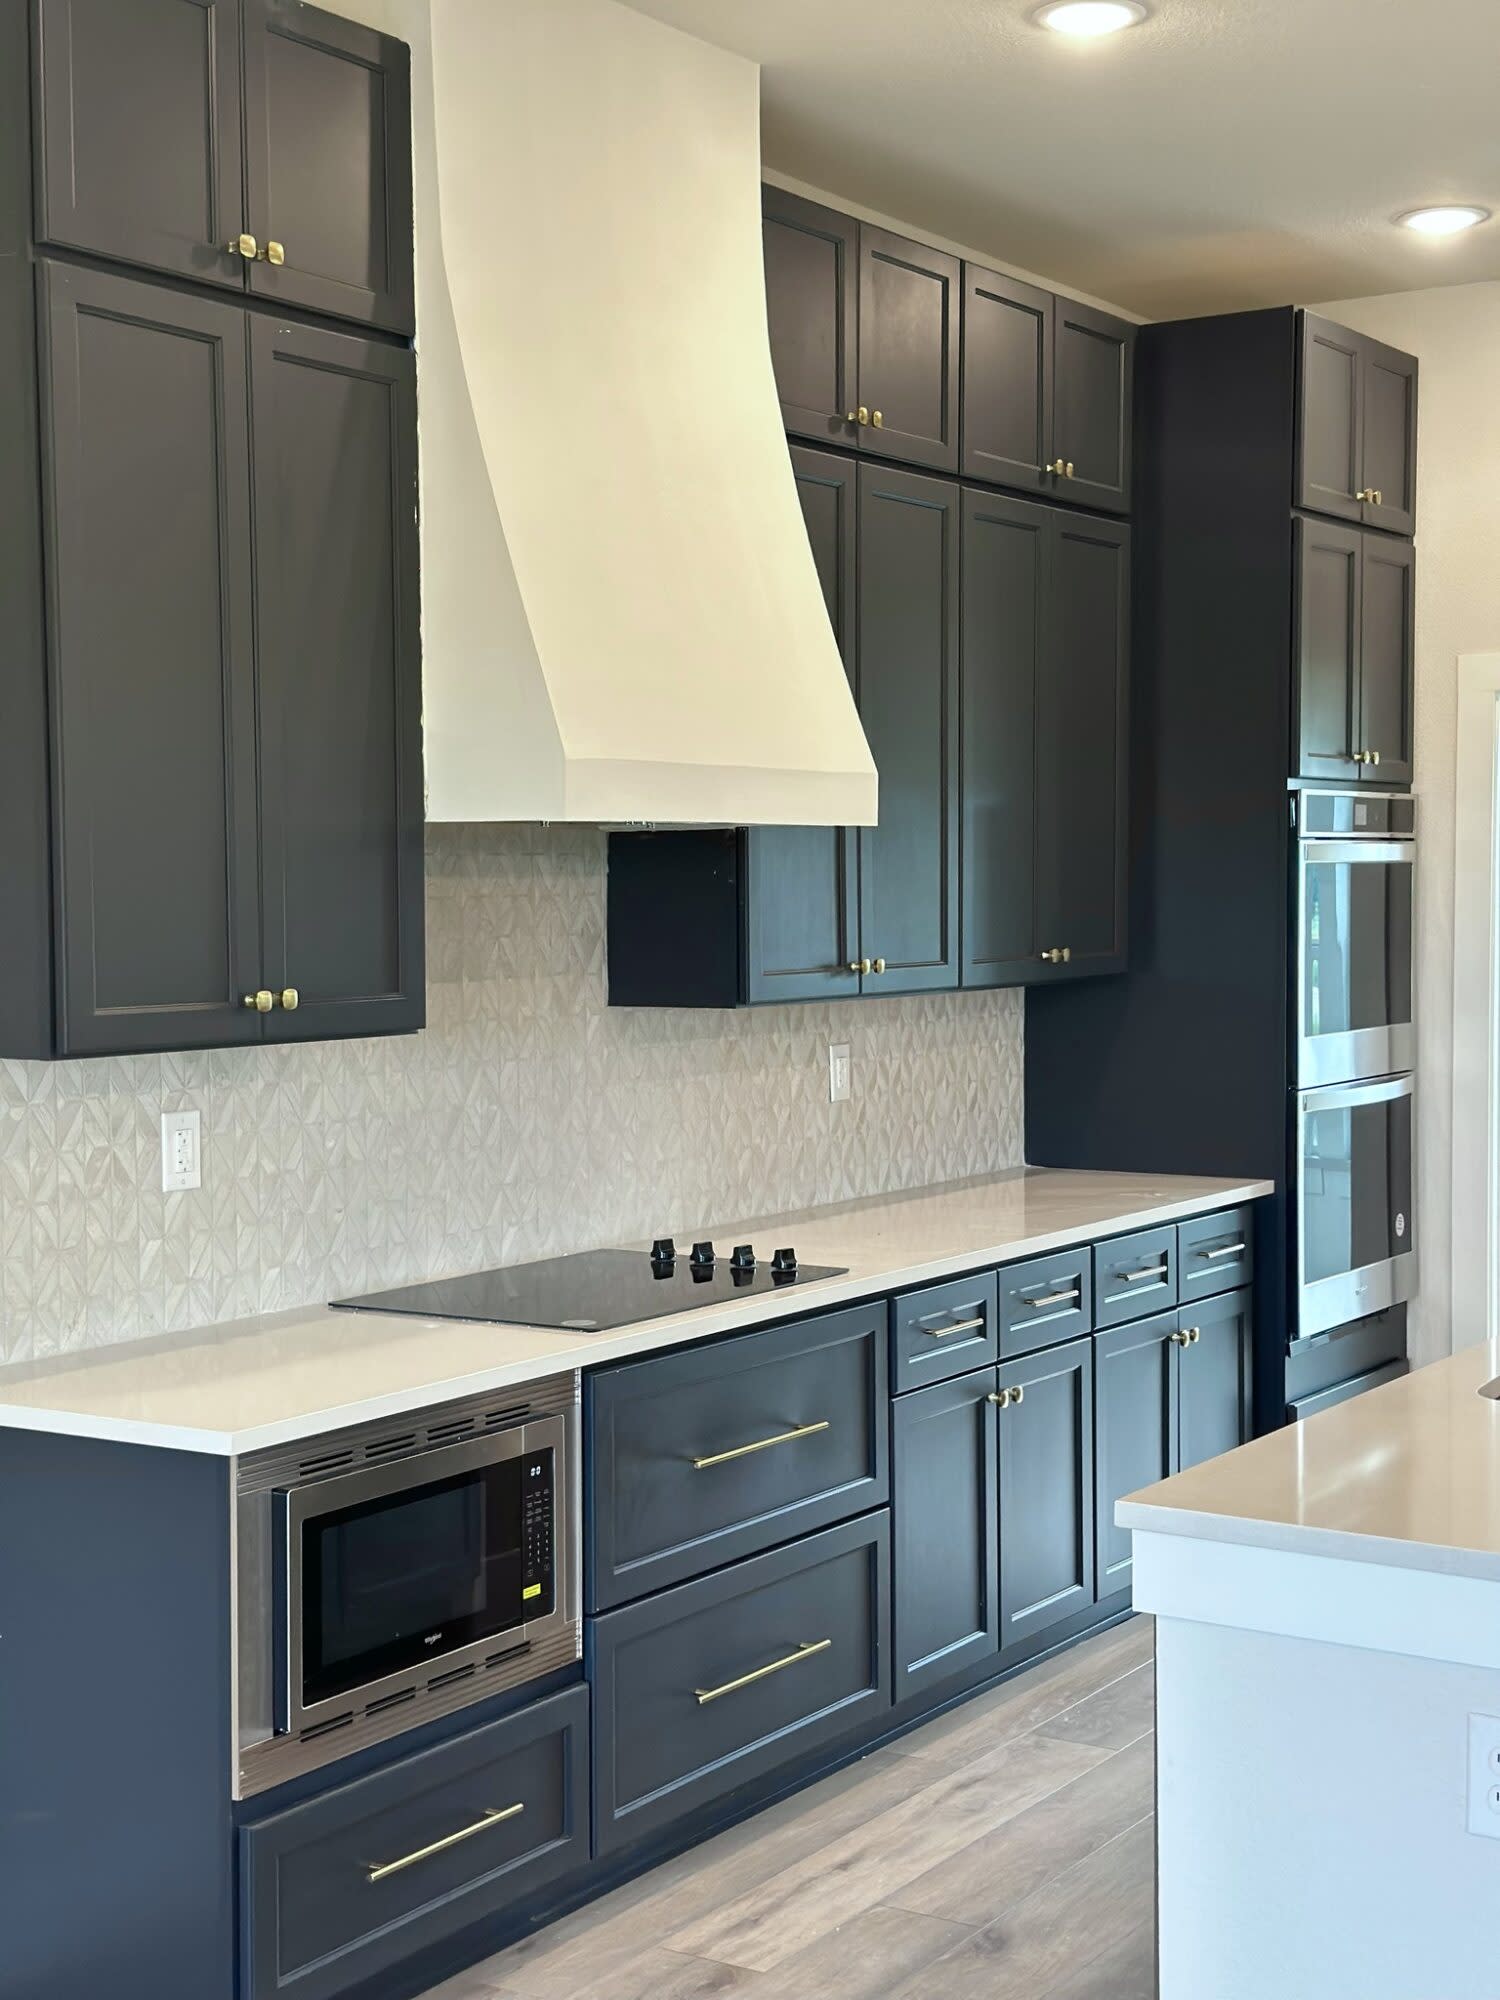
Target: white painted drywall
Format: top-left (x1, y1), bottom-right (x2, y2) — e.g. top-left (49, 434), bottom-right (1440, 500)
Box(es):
top-left (1313, 282), bottom-right (1500, 1369)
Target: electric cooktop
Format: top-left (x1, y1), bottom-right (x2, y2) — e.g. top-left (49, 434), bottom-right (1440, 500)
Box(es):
top-left (331, 1239), bottom-right (848, 1333)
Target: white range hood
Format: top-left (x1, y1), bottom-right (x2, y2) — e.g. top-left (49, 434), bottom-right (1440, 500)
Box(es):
top-left (393, 0), bottom-right (877, 828)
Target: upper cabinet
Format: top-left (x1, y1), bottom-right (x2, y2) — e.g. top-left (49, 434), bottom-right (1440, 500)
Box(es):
top-left (1294, 518), bottom-right (1414, 789)
top-left (1051, 299), bottom-right (1135, 515)
top-left (761, 189), bottom-right (859, 448)
top-left (1297, 312), bottom-right (1417, 537)
top-left (857, 227), bottom-right (961, 473)
top-left (32, 0), bottom-right (414, 334)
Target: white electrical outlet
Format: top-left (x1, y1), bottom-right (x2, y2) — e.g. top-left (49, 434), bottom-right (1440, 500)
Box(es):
top-left (828, 1042), bottom-right (851, 1104)
top-left (1466, 1714), bottom-right (1500, 1836)
top-left (160, 1109), bottom-right (202, 1193)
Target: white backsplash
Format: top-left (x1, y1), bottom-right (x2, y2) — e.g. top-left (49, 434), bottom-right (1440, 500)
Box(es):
top-left (0, 826), bottom-right (1024, 1366)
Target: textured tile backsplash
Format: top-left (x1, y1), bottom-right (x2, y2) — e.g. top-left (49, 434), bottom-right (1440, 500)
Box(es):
top-left (0, 826), bottom-right (1024, 1365)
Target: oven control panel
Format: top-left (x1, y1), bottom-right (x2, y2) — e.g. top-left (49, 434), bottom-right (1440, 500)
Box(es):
top-left (521, 1446), bottom-right (555, 1617)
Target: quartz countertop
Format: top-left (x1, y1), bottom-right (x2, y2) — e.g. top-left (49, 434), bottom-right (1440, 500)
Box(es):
top-left (0, 1167), bottom-right (1269, 1455)
top-left (1120, 1340), bottom-right (1500, 1584)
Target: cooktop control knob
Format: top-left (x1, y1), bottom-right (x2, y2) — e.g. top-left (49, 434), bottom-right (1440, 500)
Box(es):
top-left (690, 1240), bottom-right (716, 1269)
top-left (730, 1244), bottom-right (757, 1271)
top-left (650, 1237), bottom-right (676, 1265)
top-left (771, 1247), bottom-right (798, 1276)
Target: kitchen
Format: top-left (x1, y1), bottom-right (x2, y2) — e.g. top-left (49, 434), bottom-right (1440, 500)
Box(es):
top-left (0, 0), bottom-right (1494, 1996)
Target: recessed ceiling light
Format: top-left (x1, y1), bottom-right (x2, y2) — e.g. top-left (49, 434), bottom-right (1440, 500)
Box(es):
top-left (1033, 1), bottom-right (1149, 36)
top-left (1397, 204), bottom-right (1491, 237)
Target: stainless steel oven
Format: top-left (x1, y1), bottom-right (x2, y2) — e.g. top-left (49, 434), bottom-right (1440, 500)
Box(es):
top-left (1295, 1074), bottom-right (1415, 1340)
top-left (234, 1373), bottom-right (579, 1797)
top-left (1296, 789), bottom-right (1414, 1088)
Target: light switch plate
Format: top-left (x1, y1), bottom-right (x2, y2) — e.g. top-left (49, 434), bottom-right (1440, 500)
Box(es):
top-left (161, 1109), bottom-right (202, 1193)
top-left (1466, 1713), bottom-right (1500, 1837)
top-left (828, 1043), bottom-right (851, 1104)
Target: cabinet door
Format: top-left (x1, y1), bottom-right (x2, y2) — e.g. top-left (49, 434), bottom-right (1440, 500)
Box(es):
top-left (34, 0), bottom-right (246, 290)
top-left (893, 1371), bottom-right (1000, 1701)
top-left (242, 0), bottom-right (414, 333)
top-left (1294, 515), bottom-right (1362, 784)
top-left (961, 266), bottom-right (1052, 493)
top-left (1094, 1314), bottom-right (1177, 1608)
top-left (997, 1336), bottom-right (1095, 1652)
top-left (1176, 1288), bottom-right (1251, 1471)
top-left (762, 187), bottom-right (859, 447)
top-left (1052, 300), bottom-right (1134, 515)
top-left (746, 448), bottom-right (860, 1002)
top-left (1297, 312), bottom-right (1363, 523)
top-left (1360, 337), bottom-right (1418, 537)
top-left (856, 464), bottom-right (960, 993)
top-left (1033, 514), bottom-right (1130, 977)
top-left (857, 226), bottom-right (960, 472)
top-left (960, 490), bottom-right (1045, 986)
top-left (1359, 534), bottom-right (1415, 786)
top-left (40, 263), bottom-right (261, 1055)
top-left (248, 318), bottom-right (424, 1041)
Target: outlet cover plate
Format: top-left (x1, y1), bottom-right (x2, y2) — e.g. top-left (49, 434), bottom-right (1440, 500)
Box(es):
top-left (828, 1042), bottom-right (851, 1104)
top-left (161, 1109), bottom-right (202, 1193)
top-left (1467, 1713), bottom-right (1500, 1837)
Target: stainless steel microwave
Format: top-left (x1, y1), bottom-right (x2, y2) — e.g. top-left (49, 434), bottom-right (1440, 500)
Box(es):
top-left (1295, 1072), bottom-right (1415, 1341)
top-left (1296, 789), bottom-right (1414, 1088)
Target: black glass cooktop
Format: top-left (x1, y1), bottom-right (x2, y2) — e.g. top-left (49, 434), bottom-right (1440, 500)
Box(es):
top-left (331, 1245), bottom-right (847, 1333)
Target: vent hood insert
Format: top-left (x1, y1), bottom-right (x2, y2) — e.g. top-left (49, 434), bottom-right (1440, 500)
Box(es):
top-left (419, 0), bottom-right (877, 828)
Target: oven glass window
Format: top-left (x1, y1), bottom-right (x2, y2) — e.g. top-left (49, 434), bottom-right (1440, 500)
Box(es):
top-left (1302, 1094), bottom-right (1413, 1285)
top-left (1304, 860), bottom-right (1413, 1039)
top-left (300, 1446), bottom-right (554, 1709)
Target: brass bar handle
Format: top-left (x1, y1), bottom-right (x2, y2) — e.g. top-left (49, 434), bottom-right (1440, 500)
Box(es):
top-left (243, 989), bottom-right (274, 1013)
top-left (226, 232), bottom-right (258, 259)
top-left (1027, 1287), bottom-right (1081, 1309)
top-left (1201, 1242), bottom-right (1247, 1261)
top-left (692, 1419), bottom-right (830, 1472)
top-left (1121, 1264), bottom-right (1168, 1283)
top-left (695, 1638), bottom-right (832, 1706)
top-left (922, 1314), bottom-right (987, 1338)
top-left (366, 1802), bottom-right (523, 1883)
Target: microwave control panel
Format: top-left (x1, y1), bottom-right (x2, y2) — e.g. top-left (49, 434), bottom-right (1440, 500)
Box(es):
top-left (521, 1447), bottom-right (555, 1617)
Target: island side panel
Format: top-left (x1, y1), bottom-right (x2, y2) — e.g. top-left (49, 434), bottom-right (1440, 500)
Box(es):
top-left (0, 1428), bottom-right (236, 1997)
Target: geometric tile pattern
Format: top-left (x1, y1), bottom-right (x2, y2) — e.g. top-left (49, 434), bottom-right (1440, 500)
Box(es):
top-left (0, 825), bottom-right (1023, 1365)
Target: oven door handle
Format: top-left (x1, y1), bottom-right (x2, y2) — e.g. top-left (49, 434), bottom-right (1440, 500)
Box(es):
top-left (1299, 1074), bottom-right (1414, 1114)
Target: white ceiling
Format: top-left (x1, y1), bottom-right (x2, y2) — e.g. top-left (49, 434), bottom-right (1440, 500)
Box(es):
top-left (620, 0), bottom-right (1500, 317)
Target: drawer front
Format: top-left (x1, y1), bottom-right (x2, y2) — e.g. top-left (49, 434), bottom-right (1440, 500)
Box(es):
top-left (240, 1686), bottom-right (589, 2000)
top-left (997, 1248), bottom-right (1093, 1359)
top-left (1178, 1205), bottom-right (1255, 1301)
top-left (891, 1271), bottom-right (999, 1391)
top-left (591, 1513), bottom-right (890, 1856)
top-left (587, 1304), bottom-right (888, 1612)
top-left (1093, 1225), bottom-right (1178, 1329)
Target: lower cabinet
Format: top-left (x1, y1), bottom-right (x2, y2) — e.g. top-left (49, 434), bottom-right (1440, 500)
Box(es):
top-left (1177, 1287), bottom-right (1253, 1472)
top-left (892, 1371), bottom-right (999, 1699)
top-left (997, 1338), bottom-right (1096, 1651)
top-left (239, 1686), bottom-right (589, 2000)
top-left (590, 1513), bottom-right (891, 1857)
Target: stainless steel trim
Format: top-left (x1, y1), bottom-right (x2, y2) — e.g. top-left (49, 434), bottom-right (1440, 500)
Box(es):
top-left (1296, 825), bottom-right (1415, 1089)
top-left (919, 1314), bottom-right (988, 1338)
top-left (1121, 1264), bottom-right (1168, 1284)
top-left (1295, 1075), bottom-right (1416, 1341)
top-left (1025, 1288), bottom-right (1082, 1309)
top-left (1200, 1242), bottom-right (1247, 1261)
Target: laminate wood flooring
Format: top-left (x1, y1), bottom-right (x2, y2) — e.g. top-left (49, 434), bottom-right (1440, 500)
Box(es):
top-left (421, 1617), bottom-right (1156, 2000)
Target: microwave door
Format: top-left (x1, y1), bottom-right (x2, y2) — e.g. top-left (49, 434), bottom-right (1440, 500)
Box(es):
top-left (1297, 839), bottom-right (1415, 1088)
top-left (1296, 1074), bottom-right (1415, 1341)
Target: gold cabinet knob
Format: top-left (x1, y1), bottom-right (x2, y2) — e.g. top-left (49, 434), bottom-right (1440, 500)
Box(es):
top-left (1040, 947), bottom-right (1071, 965)
top-left (227, 232), bottom-right (259, 259)
top-left (1188, 1326), bottom-right (1201, 1344)
top-left (848, 957), bottom-right (872, 976)
top-left (1372, 489), bottom-right (1383, 506)
top-left (871, 409), bottom-right (884, 428)
top-left (259, 240), bottom-right (286, 266)
top-left (988, 1387), bottom-right (1011, 1406)
top-left (1047, 458), bottom-right (1066, 476)
top-left (278, 987), bottom-right (300, 1012)
top-left (1170, 1329), bottom-right (1189, 1346)
top-left (1064, 461), bottom-right (1075, 478)
top-left (1011, 1383), bottom-right (1025, 1405)
top-left (871, 957), bottom-right (887, 975)
top-left (856, 405), bottom-right (870, 426)
top-left (244, 989), bottom-right (274, 1013)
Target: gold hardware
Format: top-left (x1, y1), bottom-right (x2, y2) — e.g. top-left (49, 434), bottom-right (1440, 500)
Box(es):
top-left (278, 987), bottom-right (300, 1012)
top-left (695, 1638), bottom-right (832, 1706)
top-left (1011, 1383), bottom-right (1025, 1405)
top-left (261, 240), bottom-right (286, 266)
top-left (243, 989), bottom-right (274, 1013)
top-left (1122, 1263), bottom-right (1167, 1283)
top-left (1372, 490), bottom-right (1383, 506)
top-left (988, 1387), bottom-right (1012, 1406)
top-left (1186, 1326), bottom-right (1201, 1345)
top-left (1202, 1242), bottom-right (1247, 1261)
top-left (227, 232), bottom-right (258, 259)
top-left (1370, 749), bottom-right (1381, 766)
top-left (1064, 461), bottom-right (1075, 478)
top-left (1047, 458), bottom-right (1066, 476)
top-left (922, 1314), bottom-right (987, 1338)
top-left (1357, 488), bottom-right (1372, 503)
top-left (691, 1419), bottom-right (830, 1472)
top-left (845, 410), bottom-right (859, 424)
top-left (1040, 947), bottom-right (1071, 965)
top-left (871, 956), bottom-right (887, 975)
top-left (367, 1802), bottom-right (524, 1883)
top-left (871, 409), bottom-right (884, 428)
top-left (1027, 1287), bottom-right (1081, 1309)
top-left (1169, 1329), bottom-right (1190, 1346)
top-left (848, 957), bottom-right (872, 976)
top-left (857, 405), bottom-right (870, 426)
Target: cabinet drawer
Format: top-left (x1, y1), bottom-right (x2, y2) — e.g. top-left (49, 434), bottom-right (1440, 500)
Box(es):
top-left (591, 1514), bottom-right (890, 1855)
top-left (891, 1272), bottom-right (999, 1391)
top-left (240, 1686), bottom-right (589, 2000)
top-left (997, 1248), bottom-right (1093, 1358)
top-left (1093, 1226), bottom-right (1177, 1328)
top-left (587, 1304), bottom-right (888, 1611)
top-left (1178, 1206), bottom-right (1255, 1301)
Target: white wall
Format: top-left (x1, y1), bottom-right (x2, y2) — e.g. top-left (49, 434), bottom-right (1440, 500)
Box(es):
top-left (1315, 282), bottom-right (1500, 1368)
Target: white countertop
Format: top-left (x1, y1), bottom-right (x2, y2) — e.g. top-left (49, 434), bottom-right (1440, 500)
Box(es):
top-left (0, 1167), bottom-right (1268, 1456)
top-left (1121, 1340), bottom-right (1500, 1584)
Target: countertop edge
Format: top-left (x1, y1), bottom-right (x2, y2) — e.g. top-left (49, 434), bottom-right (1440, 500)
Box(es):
top-left (1116, 1501), bottom-right (1500, 1588)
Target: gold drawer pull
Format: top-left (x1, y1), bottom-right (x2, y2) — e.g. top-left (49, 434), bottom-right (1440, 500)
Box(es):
top-left (1121, 1264), bottom-right (1167, 1283)
top-left (691, 1419), bottom-right (830, 1471)
top-left (366, 1802), bottom-right (523, 1883)
top-left (1201, 1241), bottom-right (1246, 1261)
top-left (1026, 1287), bottom-right (1081, 1309)
top-left (922, 1314), bottom-right (987, 1338)
top-left (695, 1637), bottom-right (832, 1706)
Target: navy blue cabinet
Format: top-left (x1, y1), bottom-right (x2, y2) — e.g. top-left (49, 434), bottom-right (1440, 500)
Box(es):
top-left (892, 1370), bottom-right (999, 1698)
top-left (997, 1336), bottom-right (1096, 1652)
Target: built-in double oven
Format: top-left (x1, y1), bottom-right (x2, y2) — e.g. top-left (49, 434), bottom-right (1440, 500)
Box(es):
top-left (1293, 791), bottom-right (1415, 1342)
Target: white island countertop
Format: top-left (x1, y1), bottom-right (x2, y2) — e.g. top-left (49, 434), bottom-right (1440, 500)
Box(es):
top-left (0, 1167), bottom-right (1268, 1455)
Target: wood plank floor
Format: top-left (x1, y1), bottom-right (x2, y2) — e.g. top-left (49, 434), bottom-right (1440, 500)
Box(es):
top-left (422, 1617), bottom-right (1156, 2000)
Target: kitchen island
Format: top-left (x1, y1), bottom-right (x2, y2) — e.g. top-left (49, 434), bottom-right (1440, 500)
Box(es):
top-left (1121, 1340), bottom-right (1500, 2000)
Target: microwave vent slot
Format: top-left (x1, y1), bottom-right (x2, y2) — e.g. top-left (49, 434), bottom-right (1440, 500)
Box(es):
top-left (367, 1686), bottom-right (418, 1717)
top-left (297, 1447), bottom-right (357, 1478)
top-left (426, 1415), bottom-right (477, 1446)
top-left (300, 1710), bottom-right (355, 1743)
top-left (483, 1403), bottom-right (531, 1431)
top-left (363, 1431), bottom-right (419, 1462)
top-left (428, 1662), bottom-right (477, 1693)
top-left (485, 1641), bottom-right (531, 1671)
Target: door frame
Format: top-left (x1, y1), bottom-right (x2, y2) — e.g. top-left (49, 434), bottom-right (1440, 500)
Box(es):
top-left (1452, 653), bottom-right (1500, 1348)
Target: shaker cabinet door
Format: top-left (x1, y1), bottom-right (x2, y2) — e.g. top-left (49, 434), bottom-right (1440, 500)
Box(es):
top-left (1176, 1289), bottom-right (1252, 1472)
top-left (997, 1337), bottom-right (1096, 1651)
top-left (1360, 336), bottom-right (1418, 537)
top-left (857, 225), bottom-right (961, 472)
top-left (1294, 515), bottom-right (1363, 784)
top-left (762, 187), bottom-right (859, 447)
top-left (33, 0), bottom-right (247, 290)
top-left (1358, 533), bottom-right (1415, 786)
top-left (1052, 299), bottom-right (1134, 515)
top-left (961, 265), bottom-right (1053, 494)
top-left (892, 1370), bottom-right (1000, 1700)
top-left (1297, 312), bottom-right (1364, 523)
top-left (1094, 1313), bottom-right (1178, 1608)
top-left (40, 263), bottom-right (262, 1055)
top-left (242, 0), bottom-right (415, 333)
top-left (248, 318), bottom-right (425, 1041)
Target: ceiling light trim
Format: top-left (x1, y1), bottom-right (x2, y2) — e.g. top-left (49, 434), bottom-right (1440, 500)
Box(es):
top-left (1032, 1), bottom-right (1149, 37)
top-left (1396, 203), bottom-right (1492, 237)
